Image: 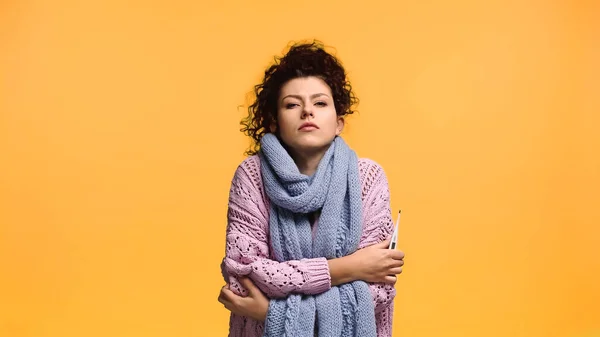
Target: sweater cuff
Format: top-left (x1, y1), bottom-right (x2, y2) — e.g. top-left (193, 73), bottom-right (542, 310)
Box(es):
top-left (302, 257), bottom-right (331, 294)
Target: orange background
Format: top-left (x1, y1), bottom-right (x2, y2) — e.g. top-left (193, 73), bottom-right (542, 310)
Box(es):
top-left (1, 0), bottom-right (598, 336)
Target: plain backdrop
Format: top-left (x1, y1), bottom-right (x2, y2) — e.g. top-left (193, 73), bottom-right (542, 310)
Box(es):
top-left (1, 0), bottom-right (599, 336)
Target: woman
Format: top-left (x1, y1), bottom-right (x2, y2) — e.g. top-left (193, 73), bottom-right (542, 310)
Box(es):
top-left (218, 41), bottom-right (405, 337)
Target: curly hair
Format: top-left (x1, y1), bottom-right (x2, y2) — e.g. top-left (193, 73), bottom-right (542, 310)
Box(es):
top-left (240, 40), bottom-right (359, 156)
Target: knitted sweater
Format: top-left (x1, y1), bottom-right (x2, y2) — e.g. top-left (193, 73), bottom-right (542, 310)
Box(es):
top-left (221, 155), bottom-right (396, 337)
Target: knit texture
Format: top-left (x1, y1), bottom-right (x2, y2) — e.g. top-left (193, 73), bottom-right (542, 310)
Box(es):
top-left (258, 134), bottom-right (375, 337)
top-left (221, 144), bottom-right (396, 337)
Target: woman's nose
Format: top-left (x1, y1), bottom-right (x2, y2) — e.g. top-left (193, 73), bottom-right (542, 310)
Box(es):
top-left (302, 105), bottom-right (314, 118)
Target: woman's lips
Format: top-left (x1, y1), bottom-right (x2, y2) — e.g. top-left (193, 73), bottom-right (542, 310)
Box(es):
top-left (299, 122), bottom-right (319, 131)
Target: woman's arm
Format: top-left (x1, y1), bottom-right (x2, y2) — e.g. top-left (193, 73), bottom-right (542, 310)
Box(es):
top-left (221, 157), bottom-right (394, 298)
top-left (220, 158), bottom-right (401, 336)
top-left (222, 157), bottom-right (334, 298)
top-left (357, 159), bottom-right (403, 337)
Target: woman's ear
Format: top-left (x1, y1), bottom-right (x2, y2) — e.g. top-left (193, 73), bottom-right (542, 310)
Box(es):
top-left (269, 112), bottom-right (278, 133)
top-left (335, 117), bottom-right (345, 136)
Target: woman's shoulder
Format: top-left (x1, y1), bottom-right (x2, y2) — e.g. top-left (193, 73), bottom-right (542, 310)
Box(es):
top-left (230, 155), bottom-right (263, 190)
top-left (237, 154), bottom-right (261, 171)
top-left (229, 155), bottom-right (269, 209)
top-left (357, 157), bottom-right (387, 179)
top-left (357, 157), bottom-right (389, 195)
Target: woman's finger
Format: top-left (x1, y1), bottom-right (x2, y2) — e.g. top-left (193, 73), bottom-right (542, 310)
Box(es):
top-left (390, 259), bottom-right (404, 268)
top-left (386, 259), bottom-right (404, 269)
top-left (390, 250), bottom-right (405, 260)
top-left (221, 287), bottom-right (245, 310)
top-left (388, 267), bottom-right (403, 275)
top-left (220, 299), bottom-right (236, 313)
top-left (221, 286), bottom-right (240, 302)
top-left (218, 285), bottom-right (228, 303)
top-left (219, 289), bottom-right (241, 314)
top-left (218, 292), bottom-right (232, 307)
top-left (239, 277), bottom-right (260, 296)
top-left (383, 275), bottom-right (397, 285)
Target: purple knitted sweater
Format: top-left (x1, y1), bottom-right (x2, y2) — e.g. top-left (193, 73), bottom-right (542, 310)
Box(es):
top-left (221, 155), bottom-right (396, 337)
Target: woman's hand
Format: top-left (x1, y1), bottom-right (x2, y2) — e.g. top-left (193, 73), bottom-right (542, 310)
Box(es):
top-left (218, 277), bottom-right (269, 322)
top-left (328, 238), bottom-right (405, 286)
top-left (349, 238), bottom-right (405, 284)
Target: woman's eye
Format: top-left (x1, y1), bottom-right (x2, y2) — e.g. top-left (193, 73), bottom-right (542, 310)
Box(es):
top-left (285, 103), bottom-right (298, 109)
top-left (315, 101), bottom-right (327, 106)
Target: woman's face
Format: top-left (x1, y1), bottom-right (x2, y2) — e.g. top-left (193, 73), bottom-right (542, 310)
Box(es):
top-left (275, 76), bottom-right (344, 156)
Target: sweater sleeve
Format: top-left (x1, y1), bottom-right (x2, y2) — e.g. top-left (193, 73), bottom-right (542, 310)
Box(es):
top-left (220, 157), bottom-right (331, 299)
top-left (358, 159), bottom-right (397, 337)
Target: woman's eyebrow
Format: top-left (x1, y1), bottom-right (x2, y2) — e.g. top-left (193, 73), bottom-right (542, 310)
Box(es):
top-left (281, 93), bottom-right (331, 100)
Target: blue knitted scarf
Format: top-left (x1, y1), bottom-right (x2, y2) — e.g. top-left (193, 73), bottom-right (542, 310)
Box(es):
top-left (258, 133), bottom-right (377, 337)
